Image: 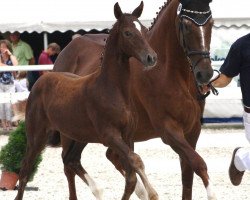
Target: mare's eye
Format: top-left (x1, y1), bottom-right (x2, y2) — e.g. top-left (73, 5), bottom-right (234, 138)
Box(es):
top-left (124, 31), bottom-right (132, 37)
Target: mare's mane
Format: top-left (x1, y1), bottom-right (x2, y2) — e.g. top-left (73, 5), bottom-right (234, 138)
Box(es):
top-left (149, 0), bottom-right (171, 30)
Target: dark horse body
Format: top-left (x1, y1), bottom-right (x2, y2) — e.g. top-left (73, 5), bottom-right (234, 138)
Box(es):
top-left (15, 2), bottom-right (158, 200)
top-left (53, 0), bottom-right (216, 199)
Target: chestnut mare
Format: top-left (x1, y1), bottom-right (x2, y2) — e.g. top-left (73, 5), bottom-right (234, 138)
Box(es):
top-left (15, 2), bottom-right (158, 200)
top-left (52, 0), bottom-right (217, 199)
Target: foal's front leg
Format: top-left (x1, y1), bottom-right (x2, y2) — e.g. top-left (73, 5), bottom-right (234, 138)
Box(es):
top-left (103, 128), bottom-right (158, 200)
top-left (106, 148), bottom-right (148, 200)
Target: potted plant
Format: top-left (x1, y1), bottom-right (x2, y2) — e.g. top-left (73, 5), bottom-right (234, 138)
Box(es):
top-left (0, 121), bottom-right (42, 190)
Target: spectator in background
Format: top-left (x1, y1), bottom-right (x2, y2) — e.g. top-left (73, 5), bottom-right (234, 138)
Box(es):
top-left (23, 42), bottom-right (61, 90)
top-left (38, 42), bottom-right (60, 67)
top-left (9, 31), bottom-right (35, 65)
top-left (9, 31), bottom-right (35, 91)
top-left (0, 39), bottom-right (18, 131)
top-left (25, 42), bottom-right (60, 91)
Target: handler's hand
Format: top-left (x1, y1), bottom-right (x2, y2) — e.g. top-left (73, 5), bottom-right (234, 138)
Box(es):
top-left (200, 85), bottom-right (211, 94)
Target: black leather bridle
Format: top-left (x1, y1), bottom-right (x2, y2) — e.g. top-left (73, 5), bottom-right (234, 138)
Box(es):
top-left (177, 3), bottom-right (218, 99)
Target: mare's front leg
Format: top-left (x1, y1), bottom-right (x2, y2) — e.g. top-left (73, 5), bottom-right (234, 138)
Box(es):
top-left (61, 136), bottom-right (103, 200)
top-left (102, 128), bottom-right (158, 200)
top-left (157, 119), bottom-right (216, 200)
top-left (179, 129), bottom-right (200, 200)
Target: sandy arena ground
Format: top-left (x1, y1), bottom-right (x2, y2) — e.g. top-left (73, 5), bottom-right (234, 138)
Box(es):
top-left (0, 127), bottom-right (250, 200)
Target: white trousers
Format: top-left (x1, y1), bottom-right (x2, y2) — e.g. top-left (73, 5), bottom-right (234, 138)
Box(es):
top-left (234, 111), bottom-right (250, 171)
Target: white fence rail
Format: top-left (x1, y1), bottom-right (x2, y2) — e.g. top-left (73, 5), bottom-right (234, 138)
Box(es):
top-left (0, 62), bottom-right (224, 72)
top-left (0, 62), bottom-right (224, 104)
top-left (0, 64), bottom-right (53, 72)
top-left (0, 65), bottom-right (53, 103)
top-left (1, 61), bottom-right (243, 124)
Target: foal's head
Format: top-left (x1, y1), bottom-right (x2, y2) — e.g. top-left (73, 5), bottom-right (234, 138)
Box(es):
top-left (176, 0), bottom-right (213, 85)
top-left (112, 2), bottom-right (157, 69)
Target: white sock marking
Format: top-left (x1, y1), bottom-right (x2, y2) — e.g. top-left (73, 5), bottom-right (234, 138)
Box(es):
top-left (85, 174), bottom-right (103, 200)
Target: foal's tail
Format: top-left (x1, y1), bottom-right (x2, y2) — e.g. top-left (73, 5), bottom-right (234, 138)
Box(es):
top-left (12, 99), bottom-right (27, 122)
top-left (12, 98), bottom-right (62, 147)
top-left (47, 131), bottom-right (61, 147)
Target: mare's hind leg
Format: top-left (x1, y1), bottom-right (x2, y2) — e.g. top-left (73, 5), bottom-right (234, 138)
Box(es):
top-left (15, 123), bottom-right (48, 200)
top-left (106, 148), bottom-right (148, 200)
top-left (103, 129), bottom-right (158, 200)
top-left (61, 137), bottom-right (103, 200)
top-left (159, 119), bottom-right (216, 200)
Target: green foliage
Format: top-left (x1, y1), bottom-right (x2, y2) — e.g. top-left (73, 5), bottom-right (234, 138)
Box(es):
top-left (0, 121), bottom-right (42, 181)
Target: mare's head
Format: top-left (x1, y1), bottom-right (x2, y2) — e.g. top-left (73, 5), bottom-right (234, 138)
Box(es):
top-left (113, 2), bottom-right (157, 69)
top-left (176, 0), bottom-right (213, 85)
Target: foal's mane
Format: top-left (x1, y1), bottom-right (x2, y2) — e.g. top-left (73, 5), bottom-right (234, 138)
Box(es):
top-left (99, 14), bottom-right (123, 66)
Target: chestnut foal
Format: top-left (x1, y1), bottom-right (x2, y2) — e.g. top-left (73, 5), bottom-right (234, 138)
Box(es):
top-left (14, 2), bottom-right (158, 200)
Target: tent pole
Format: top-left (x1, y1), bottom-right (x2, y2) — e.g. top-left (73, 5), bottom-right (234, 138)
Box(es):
top-left (43, 32), bottom-right (48, 50)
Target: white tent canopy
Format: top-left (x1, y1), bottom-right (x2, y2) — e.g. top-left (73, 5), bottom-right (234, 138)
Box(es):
top-left (0, 0), bottom-right (250, 34)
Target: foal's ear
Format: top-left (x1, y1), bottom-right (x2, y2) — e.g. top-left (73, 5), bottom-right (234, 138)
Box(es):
top-left (114, 2), bottom-right (123, 19)
top-left (132, 1), bottom-right (144, 18)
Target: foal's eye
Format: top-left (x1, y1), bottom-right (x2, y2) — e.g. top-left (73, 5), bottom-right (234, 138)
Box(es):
top-left (124, 31), bottom-right (132, 37)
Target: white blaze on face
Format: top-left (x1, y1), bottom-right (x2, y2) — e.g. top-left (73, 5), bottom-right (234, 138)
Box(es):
top-left (133, 21), bottom-right (142, 34)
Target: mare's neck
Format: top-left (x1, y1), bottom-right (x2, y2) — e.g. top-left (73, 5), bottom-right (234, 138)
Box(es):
top-left (99, 33), bottom-right (131, 99)
top-left (148, 0), bottom-right (189, 79)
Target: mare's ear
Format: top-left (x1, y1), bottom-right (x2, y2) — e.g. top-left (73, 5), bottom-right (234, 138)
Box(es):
top-left (132, 1), bottom-right (144, 18)
top-left (179, 0), bottom-right (191, 6)
top-left (114, 2), bottom-right (123, 19)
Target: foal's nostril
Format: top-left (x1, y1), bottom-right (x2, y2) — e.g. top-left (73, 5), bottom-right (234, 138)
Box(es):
top-left (147, 54), bottom-right (157, 66)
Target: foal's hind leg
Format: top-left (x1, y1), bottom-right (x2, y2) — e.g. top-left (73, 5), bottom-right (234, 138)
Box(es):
top-left (61, 137), bottom-right (103, 200)
top-left (15, 124), bottom-right (48, 200)
top-left (106, 147), bottom-right (148, 200)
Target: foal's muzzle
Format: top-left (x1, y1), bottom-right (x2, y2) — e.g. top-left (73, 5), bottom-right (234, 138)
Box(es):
top-left (146, 54), bottom-right (157, 67)
top-left (141, 52), bottom-right (157, 70)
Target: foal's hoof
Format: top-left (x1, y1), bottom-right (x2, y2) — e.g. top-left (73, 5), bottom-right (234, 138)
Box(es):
top-left (149, 193), bottom-right (159, 200)
top-left (208, 194), bottom-right (217, 200)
